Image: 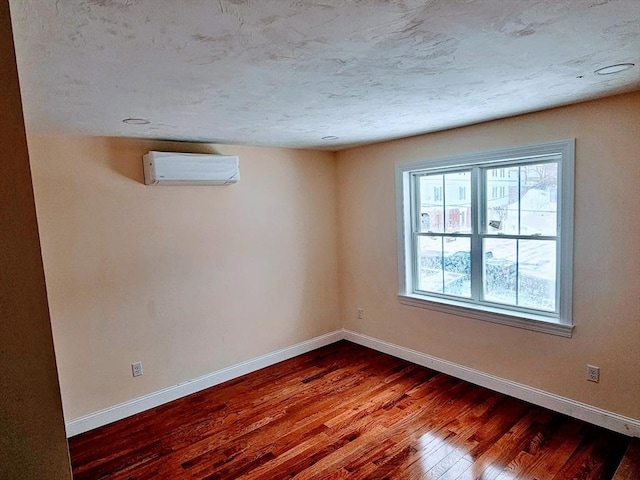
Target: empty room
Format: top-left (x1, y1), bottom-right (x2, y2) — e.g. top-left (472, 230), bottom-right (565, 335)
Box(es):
top-left (1, 0), bottom-right (639, 479)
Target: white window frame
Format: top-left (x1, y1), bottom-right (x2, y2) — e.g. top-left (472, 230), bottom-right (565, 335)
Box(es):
top-left (396, 140), bottom-right (575, 337)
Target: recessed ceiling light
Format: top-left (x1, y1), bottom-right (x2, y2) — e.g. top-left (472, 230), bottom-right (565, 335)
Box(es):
top-left (122, 118), bottom-right (150, 125)
top-left (594, 63), bottom-right (635, 75)
top-left (322, 136), bottom-right (339, 141)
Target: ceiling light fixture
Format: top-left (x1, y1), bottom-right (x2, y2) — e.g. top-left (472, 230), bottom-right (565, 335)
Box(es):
top-left (123, 118), bottom-right (150, 125)
top-left (594, 63), bottom-right (635, 75)
top-left (322, 136), bottom-right (339, 141)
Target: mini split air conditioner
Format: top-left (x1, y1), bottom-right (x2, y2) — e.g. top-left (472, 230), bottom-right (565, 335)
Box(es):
top-left (143, 151), bottom-right (240, 186)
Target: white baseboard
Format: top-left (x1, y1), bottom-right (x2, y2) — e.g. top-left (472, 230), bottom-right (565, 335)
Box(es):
top-left (342, 329), bottom-right (640, 437)
top-left (66, 328), bottom-right (640, 438)
top-left (65, 330), bottom-right (343, 437)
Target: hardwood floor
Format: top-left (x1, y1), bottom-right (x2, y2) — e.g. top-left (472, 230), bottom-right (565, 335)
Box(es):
top-left (613, 439), bottom-right (640, 479)
top-left (69, 341), bottom-right (630, 479)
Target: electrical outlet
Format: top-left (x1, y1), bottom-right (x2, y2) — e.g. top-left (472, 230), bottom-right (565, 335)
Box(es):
top-left (586, 365), bottom-right (599, 383)
top-left (357, 308), bottom-right (364, 319)
top-left (132, 361), bottom-right (143, 377)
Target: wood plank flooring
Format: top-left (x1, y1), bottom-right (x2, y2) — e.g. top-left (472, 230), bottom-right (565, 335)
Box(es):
top-left (613, 439), bottom-right (640, 480)
top-left (69, 341), bottom-right (631, 479)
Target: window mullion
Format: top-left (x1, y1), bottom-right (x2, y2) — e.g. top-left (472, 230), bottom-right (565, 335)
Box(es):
top-left (515, 239), bottom-right (520, 305)
top-left (412, 231), bottom-right (419, 294)
top-left (517, 166), bottom-right (522, 235)
top-left (412, 174), bottom-right (420, 234)
top-left (411, 174), bottom-right (421, 294)
top-left (441, 175), bottom-right (446, 232)
top-left (470, 166), bottom-right (483, 301)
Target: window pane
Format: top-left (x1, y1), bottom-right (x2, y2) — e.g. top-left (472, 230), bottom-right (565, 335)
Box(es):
top-left (483, 238), bottom-right (517, 305)
top-left (442, 237), bottom-right (471, 297)
top-left (417, 236), bottom-right (443, 293)
top-left (419, 172), bottom-right (472, 234)
top-left (417, 236), bottom-right (471, 298)
top-left (419, 174), bottom-right (444, 233)
top-left (520, 163), bottom-right (558, 236)
top-left (444, 172), bottom-right (472, 233)
top-left (486, 166), bottom-right (518, 234)
top-left (518, 240), bottom-right (556, 311)
top-left (483, 238), bottom-right (557, 311)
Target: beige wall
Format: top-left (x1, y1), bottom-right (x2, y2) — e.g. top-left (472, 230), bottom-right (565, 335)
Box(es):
top-left (337, 92), bottom-right (640, 420)
top-left (0, 0), bottom-right (71, 478)
top-left (26, 93), bottom-right (640, 430)
top-left (28, 136), bottom-right (340, 421)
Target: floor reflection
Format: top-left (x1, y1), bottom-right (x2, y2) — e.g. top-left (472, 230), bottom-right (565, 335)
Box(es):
top-left (411, 430), bottom-right (517, 479)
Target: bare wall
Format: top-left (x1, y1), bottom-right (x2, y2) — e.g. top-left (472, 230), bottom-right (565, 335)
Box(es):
top-left (337, 91), bottom-right (640, 420)
top-left (28, 136), bottom-right (340, 421)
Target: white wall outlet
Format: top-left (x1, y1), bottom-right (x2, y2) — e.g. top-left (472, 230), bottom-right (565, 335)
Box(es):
top-left (357, 308), bottom-right (364, 319)
top-left (132, 361), bottom-right (143, 377)
top-left (586, 365), bottom-right (599, 383)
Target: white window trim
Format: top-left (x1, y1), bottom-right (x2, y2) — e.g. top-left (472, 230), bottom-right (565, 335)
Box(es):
top-left (395, 140), bottom-right (575, 337)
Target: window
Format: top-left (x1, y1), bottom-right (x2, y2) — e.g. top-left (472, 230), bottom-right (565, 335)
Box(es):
top-left (396, 140), bottom-right (574, 336)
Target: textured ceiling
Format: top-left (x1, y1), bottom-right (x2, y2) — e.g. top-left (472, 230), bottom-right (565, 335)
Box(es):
top-left (9, 0), bottom-right (640, 150)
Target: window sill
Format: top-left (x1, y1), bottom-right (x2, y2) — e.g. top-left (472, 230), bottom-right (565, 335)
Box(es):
top-left (397, 293), bottom-right (574, 337)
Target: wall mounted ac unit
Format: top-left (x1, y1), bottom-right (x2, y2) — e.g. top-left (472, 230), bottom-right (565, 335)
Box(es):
top-left (143, 151), bottom-right (240, 186)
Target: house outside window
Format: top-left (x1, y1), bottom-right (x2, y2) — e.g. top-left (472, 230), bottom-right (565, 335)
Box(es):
top-left (395, 140), bottom-right (575, 336)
